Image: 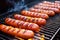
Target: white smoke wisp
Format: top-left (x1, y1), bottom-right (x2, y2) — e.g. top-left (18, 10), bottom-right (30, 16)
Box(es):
top-left (7, 0), bottom-right (27, 12)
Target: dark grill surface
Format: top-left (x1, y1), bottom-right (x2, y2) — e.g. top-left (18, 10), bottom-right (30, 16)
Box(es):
top-left (0, 1), bottom-right (60, 40)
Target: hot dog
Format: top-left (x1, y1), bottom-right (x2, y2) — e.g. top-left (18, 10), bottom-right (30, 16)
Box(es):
top-left (29, 8), bottom-right (55, 16)
top-left (55, 1), bottom-right (60, 4)
top-left (34, 6), bottom-right (60, 13)
top-left (36, 3), bottom-right (60, 9)
top-left (5, 18), bottom-right (40, 32)
top-left (0, 24), bottom-right (34, 39)
top-left (42, 1), bottom-right (54, 4)
top-left (14, 14), bottom-right (46, 25)
top-left (42, 1), bottom-right (60, 6)
top-left (37, 3), bottom-right (60, 10)
top-left (21, 10), bottom-right (49, 19)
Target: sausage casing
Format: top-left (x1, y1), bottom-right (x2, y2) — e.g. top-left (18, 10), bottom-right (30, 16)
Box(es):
top-left (14, 14), bottom-right (46, 25)
top-left (5, 18), bottom-right (40, 32)
top-left (34, 6), bottom-right (60, 13)
top-left (42, 1), bottom-right (60, 6)
top-left (0, 24), bottom-right (34, 39)
top-left (21, 10), bottom-right (49, 19)
top-left (37, 3), bottom-right (60, 10)
top-left (29, 8), bottom-right (55, 16)
top-left (55, 1), bottom-right (60, 4)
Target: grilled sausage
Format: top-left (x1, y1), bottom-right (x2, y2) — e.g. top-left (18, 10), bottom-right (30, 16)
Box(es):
top-left (0, 24), bottom-right (34, 39)
top-left (55, 1), bottom-right (60, 4)
top-left (5, 18), bottom-right (40, 32)
top-left (29, 8), bottom-right (55, 16)
top-left (37, 3), bottom-right (60, 10)
top-left (34, 6), bottom-right (60, 13)
top-left (42, 1), bottom-right (55, 5)
top-left (42, 1), bottom-right (60, 6)
top-left (21, 10), bottom-right (49, 19)
top-left (37, 3), bottom-right (60, 9)
top-left (43, 1), bottom-right (53, 3)
top-left (14, 14), bottom-right (46, 25)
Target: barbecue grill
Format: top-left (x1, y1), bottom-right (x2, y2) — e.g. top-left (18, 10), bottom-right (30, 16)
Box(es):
top-left (0, 0), bottom-right (60, 40)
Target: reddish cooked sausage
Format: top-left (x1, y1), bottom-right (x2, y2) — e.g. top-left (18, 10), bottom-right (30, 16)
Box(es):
top-left (37, 3), bottom-right (60, 9)
top-left (34, 6), bottom-right (60, 13)
top-left (42, 1), bottom-right (60, 6)
top-left (37, 3), bottom-right (60, 10)
top-left (14, 14), bottom-right (46, 25)
top-left (42, 1), bottom-right (55, 5)
top-left (37, 3), bottom-right (48, 5)
top-left (0, 24), bottom-right (34, 39)
top-left (29, 8), bottom-right (55, 16)
top-left (55, 1), bottom-right (60, 4)
top-left (43, 1), bottom-right (53, 3)
top-left (21, 10), bottom-right (49, 19)
top-left (5, 18), bottom-right (40, 32)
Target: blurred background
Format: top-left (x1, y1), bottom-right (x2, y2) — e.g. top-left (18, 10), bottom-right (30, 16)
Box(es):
top-left (0, 0), bottom-right (60, 13)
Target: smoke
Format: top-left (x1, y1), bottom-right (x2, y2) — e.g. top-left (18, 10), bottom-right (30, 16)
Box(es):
top-left (7, 0), bottom-right (27, 12)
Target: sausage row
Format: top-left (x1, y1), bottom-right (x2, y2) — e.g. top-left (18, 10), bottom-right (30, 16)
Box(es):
top-left (14, 14), bottom-right (46, 25)
top-left (55, 1), bottom-right (60, 4)
top-left (42, 1), bottom-right (60, 5)
top-left (0, 24), bottom-right (34, 39)
top-left (29, 8), bottom-right (55, 16)
top-left (34, 6), bottom-right (60, 13)
top-left (21, 10), bottom-right (49, 19)
top-left (37, 3), bottom-right (60, 10)
top-left (5, 18), bottom-right (40, 32)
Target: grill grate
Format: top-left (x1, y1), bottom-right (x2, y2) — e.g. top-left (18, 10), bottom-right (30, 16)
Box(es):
top-left (25, 1), bottom-right (60, 40)
top-left (0, 31), bottom-right (18, 40)
top-left (0, 10), bottom-right (60, 40)
top-left (0, 12), bottom-right (19, 40)
top-left (0, 1), bottom-right (60, 40)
